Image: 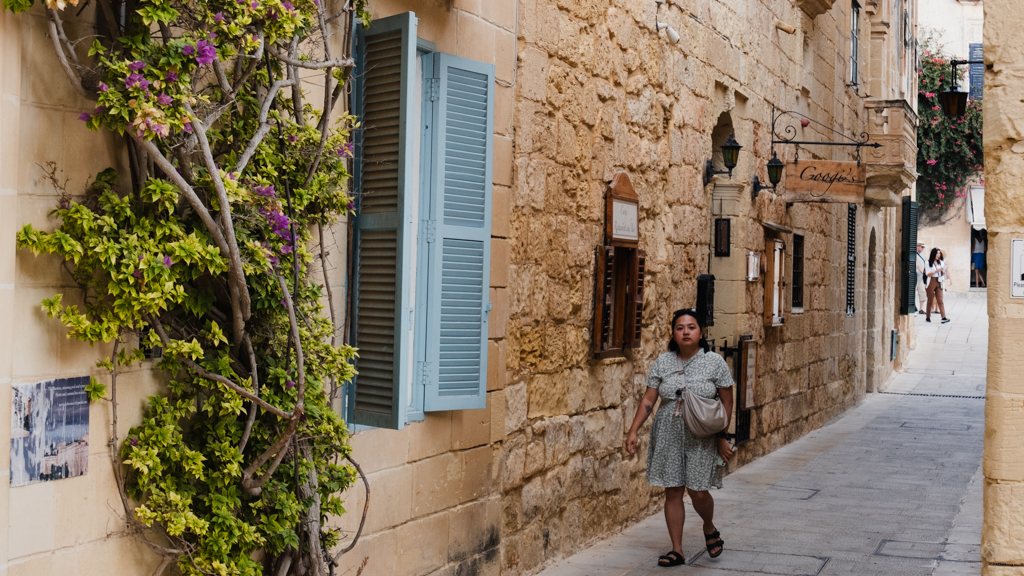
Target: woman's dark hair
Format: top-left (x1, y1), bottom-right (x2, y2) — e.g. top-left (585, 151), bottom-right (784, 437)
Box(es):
top-left (929, 247), bottom-right (941, 266)
top-left (668, 309), bottom-right (711, 353)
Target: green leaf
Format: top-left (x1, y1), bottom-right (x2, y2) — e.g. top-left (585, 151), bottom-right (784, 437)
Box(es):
top-left (88, 39), bottom-right (106, 56)
top-left (3, 0), bottom-right (33, 13)
top-left (85, 376), bottom-right (108, 402)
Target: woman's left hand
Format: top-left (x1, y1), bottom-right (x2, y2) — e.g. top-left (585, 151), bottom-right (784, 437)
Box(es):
top-left (717, 438), bottom-right (734, 464)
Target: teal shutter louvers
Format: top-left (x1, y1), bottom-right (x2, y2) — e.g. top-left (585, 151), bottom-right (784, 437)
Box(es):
top-left (421, 52), bottom-right (495, 412)
top-left (350, 12), bottom-right (418, 429)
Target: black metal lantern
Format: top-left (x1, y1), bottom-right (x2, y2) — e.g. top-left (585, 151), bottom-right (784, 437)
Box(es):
top-left (938, 90), bottom-right (968, 118)
top-left (721, 133), bottom-right (742, 175)
top-left (766, 152), bottom-right (784, 186)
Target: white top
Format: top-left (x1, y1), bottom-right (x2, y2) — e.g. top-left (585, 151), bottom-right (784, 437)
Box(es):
top-left (926, 260), bottom-right (947, 286)
top-left (973, 239), bottom-right (985, 254)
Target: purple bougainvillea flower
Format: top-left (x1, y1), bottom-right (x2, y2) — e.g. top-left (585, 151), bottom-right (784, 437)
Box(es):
top-left (195, 40), bottom-right (217, 66)
top-left (98, 81), bottom-right (109, 92)
top-left (165, 71), bottom-right (178, 82)
top-left (125, 73), bottom-right (144, 88)
top-left (286, 380), bottom-right (295, 389)
top-left (163, 256), bottom-right (173, 268)
top-left (208, 31), bottom-right (217, 40)
top-left (282, 2), bottom-right (293, 9)
top-left (228, 172), bottom-right (237, 180)
top-left (78, 112), bottom-right (92, 122)
top-left (255, 185), bottom-right (276, 198)
top-left (128, 61), bottom-right (146, 72)
top-left (346, 201), bottom-right (355, 211)
top-left (130, 438), bottom-right (139, 447)
top-left (132, 269), bottom-right (142, 278)
top-left (269, 9), bottom-right (279, 19)
top-left (280, 298), bottom-right (288, 307)
top-left (214, 11), bottom-right (224, 22)
top-left (280, 243), bottom-right (294, 255)
top-left (157, 93), bottom-right (172, 106)
top-left (183, 122), bottom-right (193, 133)
top-left (182, 44), bottom-right (195, 56)
top-left (251, 0), bottom-right (258, 8)
top-left (269, 255), bottom-right (280, 266)
top-left (93, 105), bottom-right (105, 115)
top-left (287, 134), bottom-right (297, 143)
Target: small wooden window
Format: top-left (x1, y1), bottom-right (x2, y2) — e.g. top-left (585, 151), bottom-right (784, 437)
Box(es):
top-left (792, 234), bottom-right (804, 310)
top-left (764, 237), bottom-right (786, 327)
top-left (593, 174), bottom-right (646, 358)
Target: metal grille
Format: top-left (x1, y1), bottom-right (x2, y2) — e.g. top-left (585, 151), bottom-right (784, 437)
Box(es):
top-left (792, 234), bottom-right (804, 309)
top-left (846, 203), bottom-right (857, 317)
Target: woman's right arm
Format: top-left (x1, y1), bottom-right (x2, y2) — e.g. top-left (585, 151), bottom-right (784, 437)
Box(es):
top-left (626, 386), bottom-right (661, 456)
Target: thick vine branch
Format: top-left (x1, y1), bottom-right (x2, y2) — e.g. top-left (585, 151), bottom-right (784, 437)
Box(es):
top-left (47, 9), bottom-right (91, 99)
top-left (234, 77), bottom-right (296, 175)
top-left (145, 313), bottom-right (293, 419)
top-left (332, 456), bottom-right (369, 561)
top-left (266, 45), bottom-right (354, 70)
top-left (277, 272), bottom-right (307, 408)
top-left (241, 415), bottom-right (300, 495)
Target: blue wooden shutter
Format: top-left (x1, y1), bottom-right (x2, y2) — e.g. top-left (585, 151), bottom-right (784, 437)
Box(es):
top-left (349, 12), bottom-right (418, 429)
top-left (421, 53), bottom-right (494, 412)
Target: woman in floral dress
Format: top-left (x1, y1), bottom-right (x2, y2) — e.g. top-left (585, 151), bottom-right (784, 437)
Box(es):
top-left (626, 309), bottom-right (735, 567)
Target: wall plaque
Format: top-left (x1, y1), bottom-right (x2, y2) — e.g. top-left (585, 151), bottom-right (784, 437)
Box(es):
top-left (605, 173), bottom-right (640, 248)
top-left (781, 160), bottom-right (866, 203)
top-left (611, 200), bottom-right (638, 241)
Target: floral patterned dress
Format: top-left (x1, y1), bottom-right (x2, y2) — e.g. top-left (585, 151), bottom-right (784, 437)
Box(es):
top-left (645, 349), bottom-right (734, 490)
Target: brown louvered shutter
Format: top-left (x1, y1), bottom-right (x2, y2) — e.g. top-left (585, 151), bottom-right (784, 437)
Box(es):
top-left (624, 250), bottom-right (646, 348)
top-left (592, 246), bottom-right (615, 355)
top-left (349, 12), bottom-right (417, 429)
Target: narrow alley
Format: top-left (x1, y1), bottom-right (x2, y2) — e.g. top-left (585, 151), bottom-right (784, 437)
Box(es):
top-left (536, 295), bottom-right (987, 576)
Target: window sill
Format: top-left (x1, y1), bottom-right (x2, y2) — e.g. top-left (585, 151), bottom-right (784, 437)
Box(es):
top-left (791, 306), bottom-right (804, 314)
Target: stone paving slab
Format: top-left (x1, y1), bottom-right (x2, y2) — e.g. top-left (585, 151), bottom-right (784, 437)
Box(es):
top-left (534, 296), bottom-right (986, 576)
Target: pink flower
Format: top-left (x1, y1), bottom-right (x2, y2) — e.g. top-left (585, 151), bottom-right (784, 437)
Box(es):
top-left (925, 92), bottom-right (935, 98)
top-left (931, 106), bottom-right (940, 111)
top-left (927, 159), bottom-right (937, 165)
top-left (195, 40), bottom-right (216, 66)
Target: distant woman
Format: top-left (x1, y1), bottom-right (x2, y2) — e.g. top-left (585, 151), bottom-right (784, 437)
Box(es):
top-left (926, 247), bottom-right (950, 323)
top-left (972, 232), bottom-right (986, 288)
top-left (626, 309), bottom-right (735, 567)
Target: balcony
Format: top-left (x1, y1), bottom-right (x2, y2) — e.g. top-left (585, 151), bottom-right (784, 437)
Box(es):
top-left (862, 100), bottom-right (919, 207)
top-left (795, 0), bottom-right (838, 18)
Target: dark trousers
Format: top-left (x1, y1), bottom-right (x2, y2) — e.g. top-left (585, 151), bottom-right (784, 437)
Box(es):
top-left (926, 280), bottom-right (946, 319)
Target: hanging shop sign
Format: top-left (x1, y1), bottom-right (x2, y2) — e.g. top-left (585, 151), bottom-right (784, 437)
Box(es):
top-left (781, 160), bottom-right (866, 204)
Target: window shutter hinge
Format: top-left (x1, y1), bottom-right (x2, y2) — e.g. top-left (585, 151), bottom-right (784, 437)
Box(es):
top-left (426, 220), bottom-right (436, 243)
top-left (420, 361), bottom-right (432, 386)
top-left (428, 78), bottom-right (440, 101)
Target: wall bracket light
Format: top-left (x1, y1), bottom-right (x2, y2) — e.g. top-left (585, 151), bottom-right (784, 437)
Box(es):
top-left (703, 133), bottom-right (743, 186)
top-left (751, 153), bottom-right (785, 199)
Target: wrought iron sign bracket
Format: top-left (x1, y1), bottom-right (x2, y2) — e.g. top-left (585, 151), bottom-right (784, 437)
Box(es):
top-left (770, 106), bottom-right (882, 167)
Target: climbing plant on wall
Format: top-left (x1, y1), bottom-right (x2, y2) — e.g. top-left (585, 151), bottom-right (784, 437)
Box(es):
top-left (916, 35), bottom-right (983, 215)
top-left (6, 0), bottom-right (370, 573)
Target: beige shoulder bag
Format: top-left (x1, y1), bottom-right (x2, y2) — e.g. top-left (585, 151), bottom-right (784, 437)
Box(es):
top-left (675, 355), bottom-right (728, 438)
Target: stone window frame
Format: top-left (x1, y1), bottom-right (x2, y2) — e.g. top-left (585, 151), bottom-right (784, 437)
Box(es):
top-left (850, 0), bottom-right (861, 86)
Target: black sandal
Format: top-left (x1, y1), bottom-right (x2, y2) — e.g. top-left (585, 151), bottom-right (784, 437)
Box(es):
top-left (658, 551), bottom-right (685, 567)
top-left (705, 530), bottom-right (725, 558)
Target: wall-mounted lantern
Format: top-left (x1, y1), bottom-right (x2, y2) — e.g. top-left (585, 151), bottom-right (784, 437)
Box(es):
top-left (938, 59), bottom-right (983, 117)
top-left (746, 251), bottom-right (761, 281)
top-left (703, 133), bottom-right (743, 185)
top-left (752, 153), bottom-right (785, 198)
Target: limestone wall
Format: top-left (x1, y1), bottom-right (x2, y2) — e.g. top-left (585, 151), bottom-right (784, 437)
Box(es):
top-left (981, 1), bottom-right (1024, 572)
top-left (0, 1), bottom-right (917, 575)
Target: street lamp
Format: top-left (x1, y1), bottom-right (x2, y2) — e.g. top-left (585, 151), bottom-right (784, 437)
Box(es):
top-left (938, 59), bottom-right (982, 118)
top-left (752, 152), bottom-right (785, 198)
top-left (704, 133), bottom-right (743, 185)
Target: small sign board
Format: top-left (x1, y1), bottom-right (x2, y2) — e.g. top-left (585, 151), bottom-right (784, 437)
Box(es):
top-left (781, 160), bottom-right (866, 204)
top-left (605, 172), bottom-right (640, 247)
top-left (611, 200), bottom-right (638, 241)
top-left (1011, 239), bottom-right (1024, 298)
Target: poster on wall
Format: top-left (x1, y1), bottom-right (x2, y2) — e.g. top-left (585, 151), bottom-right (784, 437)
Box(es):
top-left (10, 376), bottom-right (90, 487)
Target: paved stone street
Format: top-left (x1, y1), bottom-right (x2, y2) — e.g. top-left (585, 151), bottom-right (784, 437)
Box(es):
top-left (535, 294), bottom-right (987, 576)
